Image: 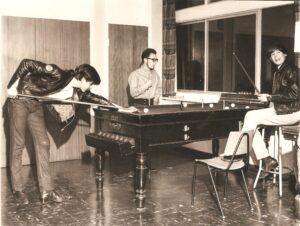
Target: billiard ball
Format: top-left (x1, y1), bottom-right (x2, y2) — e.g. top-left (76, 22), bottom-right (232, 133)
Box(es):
top-left (209, 103), bottom-right (214, 108)
top-left (183, 103), bottom-right (188, 108)
top-left (231, 103), bottom-right (236, 108)
top-left (143, 108), bottom-right (149, 113)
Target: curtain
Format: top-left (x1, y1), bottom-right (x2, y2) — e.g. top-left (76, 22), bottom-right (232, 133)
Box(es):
top-left (162, 0), bottom-right (176, 96)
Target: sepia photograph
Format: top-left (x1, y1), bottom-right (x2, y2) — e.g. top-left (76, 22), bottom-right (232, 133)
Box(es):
top-left (1, 0), bottom-right (300, 225)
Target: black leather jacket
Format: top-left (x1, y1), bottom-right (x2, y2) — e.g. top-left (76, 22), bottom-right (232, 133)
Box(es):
top-left (8, 59), bottom-right (114, 130)
top-left (269, 62), bottom-right (299, 115)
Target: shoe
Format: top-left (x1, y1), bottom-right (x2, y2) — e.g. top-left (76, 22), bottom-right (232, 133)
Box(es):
top-left (14, 191), bottom-right (29, 205)
top-left (41, 190), bottom-right (63, 204)
top-left (264, 156), bottom-right (278, 172)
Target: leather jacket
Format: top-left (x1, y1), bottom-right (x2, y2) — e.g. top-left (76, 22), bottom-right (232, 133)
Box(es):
top-left (8, 59), bottom-right (114, 130)
top-left (269, 62), bottom-right (299, 115)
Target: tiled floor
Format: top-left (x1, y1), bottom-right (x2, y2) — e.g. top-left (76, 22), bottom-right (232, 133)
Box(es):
top-left (1, 147), bottom-right (300, 225)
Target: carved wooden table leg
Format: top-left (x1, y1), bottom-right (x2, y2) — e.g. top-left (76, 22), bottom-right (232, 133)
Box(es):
top-left (95, 149), bottom-right (105, 190)
top-left (135, 152), bottom-right (148, 209)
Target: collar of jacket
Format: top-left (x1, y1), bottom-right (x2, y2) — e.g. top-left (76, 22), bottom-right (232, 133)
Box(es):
top-left (276, 62), bottom-right (288, 73)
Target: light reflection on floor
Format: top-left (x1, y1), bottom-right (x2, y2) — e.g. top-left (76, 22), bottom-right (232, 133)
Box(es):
top-left (1, 147), bottom-right (299, 225)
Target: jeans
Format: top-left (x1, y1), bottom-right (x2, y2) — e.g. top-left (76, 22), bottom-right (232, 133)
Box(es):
top-left (242, 106), bottom-right (300, 160)
top-left (8, 98), bottom-right (52, 192)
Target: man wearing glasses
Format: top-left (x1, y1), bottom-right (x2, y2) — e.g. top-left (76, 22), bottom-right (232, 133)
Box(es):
top-left (128, 48), bottom-right (162, 107)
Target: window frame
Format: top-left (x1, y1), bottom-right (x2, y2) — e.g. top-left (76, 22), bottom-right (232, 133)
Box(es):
top-left (175, 1), bottom-right (293, 93)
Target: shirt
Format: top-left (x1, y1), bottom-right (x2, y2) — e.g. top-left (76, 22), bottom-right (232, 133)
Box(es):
top-left (128, 65), bottom-right (161, 100)
top-left (46, 80), bottom-right (76, 122)
top-left (47, 80), bottom-right (73, 100)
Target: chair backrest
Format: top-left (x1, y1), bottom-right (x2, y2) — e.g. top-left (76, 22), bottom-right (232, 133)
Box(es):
top-left (223, 131), bottom-right (251, 157)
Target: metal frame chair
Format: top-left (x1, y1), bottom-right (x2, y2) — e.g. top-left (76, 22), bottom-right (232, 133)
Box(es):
top-left (191, 131), bottom-right (254, 219)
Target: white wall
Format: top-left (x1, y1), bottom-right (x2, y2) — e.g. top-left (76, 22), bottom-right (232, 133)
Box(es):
top-left (107, 0), bottom-right (150, 26)
top-left (0, 0), bottom-right (162, 97)
top-left (149, 0), bottom-right (163, 83)
top-left (0, 0), bottom-right (93, 21)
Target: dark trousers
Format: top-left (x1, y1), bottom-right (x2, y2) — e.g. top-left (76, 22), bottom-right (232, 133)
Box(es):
top-left (8, 98), bottom-right (52, 193)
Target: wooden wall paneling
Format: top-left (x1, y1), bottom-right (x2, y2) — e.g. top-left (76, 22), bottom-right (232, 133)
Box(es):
top-left (60, 20), bottom-right (91, 161)
top-left (109, 24), bottom-right (148, 107)
top-left (59, 20), bottom-right (90, 161)
top-left (35, 19), bottom-right (90, 162)
top-left (35, 19), bottom-right (63, 65)
top-left (1, 16), bottom-right (36, 167)
top-left (1, 17), bottom-right (90, 167)
top-left (61, 21), bottom-right (90, 67)
top-left (35, 19), bottom-right (68, 162)
top-left (1, 16), bottom-right (10, 168)
top-left (1, 17), bottom-right (9, 167)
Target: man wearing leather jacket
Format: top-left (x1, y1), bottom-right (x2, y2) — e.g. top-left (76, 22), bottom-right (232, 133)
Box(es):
top-left (7, 59), bottom-right (114, 205)
top-left (241, 44), bottom-right (300, 178)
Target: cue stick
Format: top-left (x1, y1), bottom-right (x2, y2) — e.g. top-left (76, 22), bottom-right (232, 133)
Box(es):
top-left (232, 52), bottom-right (260, 94)
top-left (16, 94), bottom-right (119, 110)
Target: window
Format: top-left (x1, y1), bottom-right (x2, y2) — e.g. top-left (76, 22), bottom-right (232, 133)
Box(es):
top-left (177, 23), bottom-right (205, 90)
top-left (177, 14), bottom-right (255, 92)
top-left (261, 5), bottom-right (295, 93)
top-left (208, 15), bottom-right (255, 92)
top-left (175, 2), bottom-right (294, 93)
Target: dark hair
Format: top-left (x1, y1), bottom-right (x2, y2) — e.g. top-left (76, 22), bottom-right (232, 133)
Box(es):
top-left (74, 64), bottom-right (101, 85)
top-left (267, 43), bottom-right (288, 59)
top-left (140, 48), bottom-right (157, 66)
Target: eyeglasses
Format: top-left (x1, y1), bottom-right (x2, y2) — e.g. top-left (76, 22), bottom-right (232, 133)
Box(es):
top-left (147, 58), bottom-right (159, 63)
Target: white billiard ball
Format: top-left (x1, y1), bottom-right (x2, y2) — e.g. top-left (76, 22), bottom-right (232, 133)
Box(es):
top-left (143, 108), bottom-right (149, 113)
top-left (231, 103), bottom-right (236, 108)
top-left (183, 103), bottom-right (188, 108)
top-left (209, 103), bottom-right (214, 108)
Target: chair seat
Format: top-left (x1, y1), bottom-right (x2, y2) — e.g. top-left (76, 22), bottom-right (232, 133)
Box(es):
top-left (196, 157), bottom-right (245, 170)
top-left (191, 131), bottom-right (253, 218)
